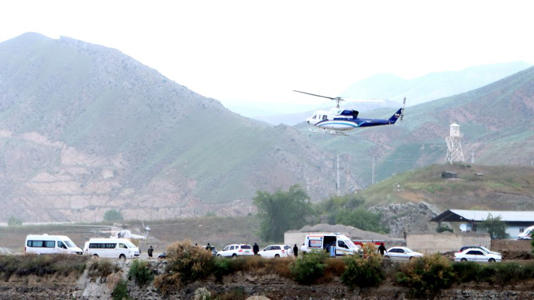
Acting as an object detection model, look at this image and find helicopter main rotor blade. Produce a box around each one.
[293,90,338,100]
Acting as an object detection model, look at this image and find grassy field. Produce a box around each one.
[0,216,260,254]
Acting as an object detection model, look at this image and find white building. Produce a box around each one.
[432,209,534,239]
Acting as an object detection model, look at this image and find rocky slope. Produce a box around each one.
[0,33,358,222]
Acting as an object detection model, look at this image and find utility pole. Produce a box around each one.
[336,153,340,196]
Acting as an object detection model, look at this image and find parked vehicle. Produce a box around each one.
[83,238,140,259]
[517,225,534,240]
[217,244,254,257]
[384,247,423,260]
[25,234,83,255]
[300,233,361,256]
[258,244,292,258]
[454,248,502,263]
[458,245,501,256]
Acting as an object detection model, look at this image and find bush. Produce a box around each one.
[290,251,328,285]
[395,254,455,298]
[476,262,523,286]
[155,241,214,294]
[88,259,120,279]
[0,255,87,280]
[111,279,130,300]
[452,261,481,283]
[128,260,153,286]
[7,216,22,226]
[103,209,124,222]
[341,245,384,289]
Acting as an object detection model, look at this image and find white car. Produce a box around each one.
[258,245,292,258]
[217,244,254,258]
[454,248,502,263]
[385,247,423,260]
[458,246,501,256]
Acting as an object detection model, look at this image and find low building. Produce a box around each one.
[431,209,534,239]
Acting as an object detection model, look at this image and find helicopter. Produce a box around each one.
[294,90,406,133]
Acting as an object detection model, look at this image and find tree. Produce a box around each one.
[479,215,508,239]
[314,194,388,233]
[103,209,124,222]
[7,216,23,226]
[253,185,313,242]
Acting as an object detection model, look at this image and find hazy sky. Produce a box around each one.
[2,0,534,114]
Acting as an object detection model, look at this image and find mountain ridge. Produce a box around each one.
[0,33,354,222]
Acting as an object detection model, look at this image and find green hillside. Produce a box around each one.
[361,164,534,211]
[0,33,351,222]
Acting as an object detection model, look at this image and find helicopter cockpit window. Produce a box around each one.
[322,115,327,120]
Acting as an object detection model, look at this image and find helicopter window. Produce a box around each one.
[322,115,327,120]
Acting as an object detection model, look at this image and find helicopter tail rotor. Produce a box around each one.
[400,97,406,121]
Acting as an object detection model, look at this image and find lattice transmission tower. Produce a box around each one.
[445,123,465,164]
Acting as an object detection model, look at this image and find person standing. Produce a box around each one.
[147,245,154,258]
[293,244,298,257]
[378,243,386,256]
[253,242,259,255]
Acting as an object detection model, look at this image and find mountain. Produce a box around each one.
[0,33,357,222]
[341,62,531,106]
[301,66,534,189]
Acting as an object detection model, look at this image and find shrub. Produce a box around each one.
[395,254,455,298]
[341,244,384,289]
[477,262,523,286]
[103,209,124,222]
[452,261,481,283]
[7,216,22,226]
[290,251,328,285]
[155,241,214,294]
[111,279,130,300]
[165,241,214,283]
[0,255,87,280]
[88,259,120,279]
[128,260,153,286]
[341,254,384,288]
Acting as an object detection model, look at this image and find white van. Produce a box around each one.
[84,238,140,259]
[25,234,83,255]
[300,233,361,256]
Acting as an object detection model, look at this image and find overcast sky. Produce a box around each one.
[2,0,534,114]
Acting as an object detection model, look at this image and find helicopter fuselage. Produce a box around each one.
[306,107,403,132]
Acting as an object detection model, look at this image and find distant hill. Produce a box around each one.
[361,164,534,211]
[341,62,531,106]
[0,33,357,222]
[300,66,534,188]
